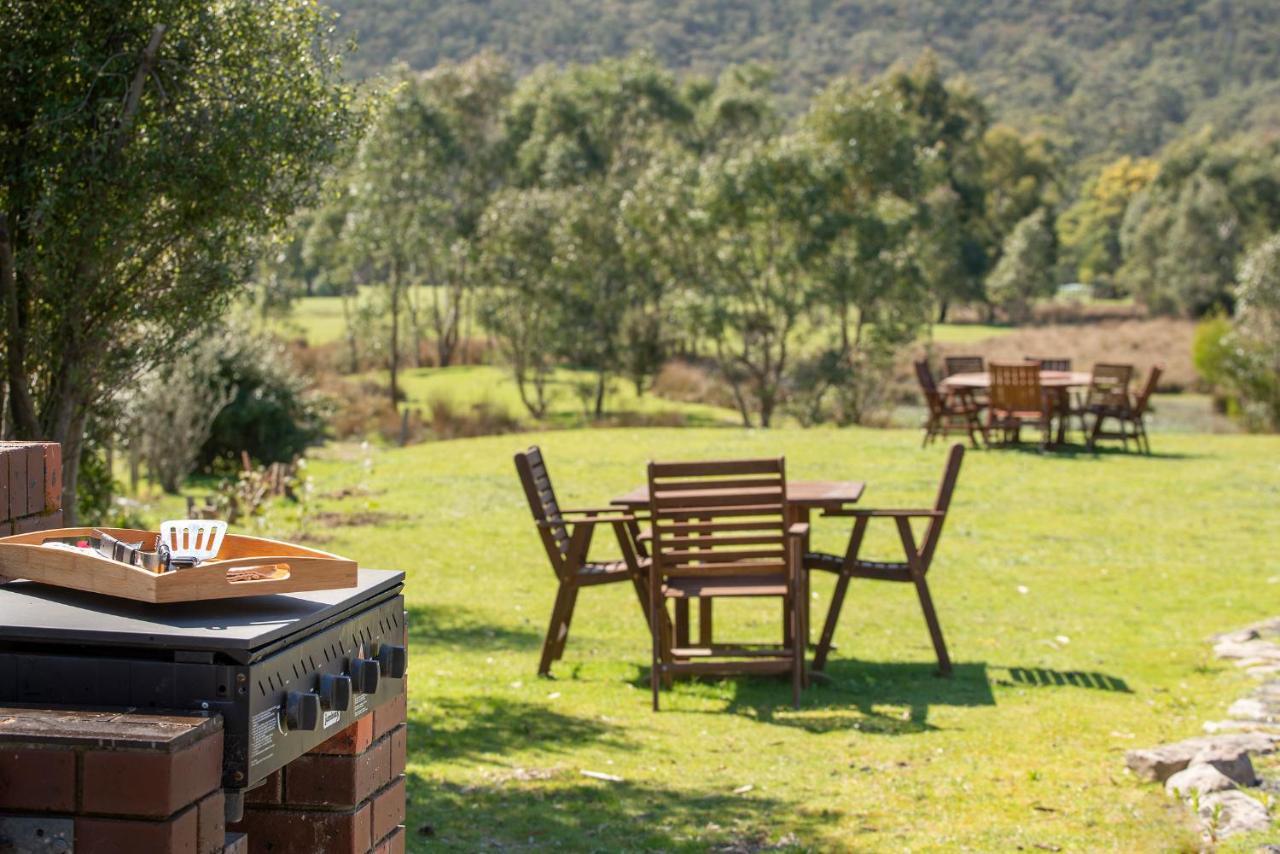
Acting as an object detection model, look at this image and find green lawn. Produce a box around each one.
[218,427,1280,851]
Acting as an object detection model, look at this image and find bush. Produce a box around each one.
[200,335,329,467]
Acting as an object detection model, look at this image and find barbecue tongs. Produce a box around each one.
[45,530,183,573]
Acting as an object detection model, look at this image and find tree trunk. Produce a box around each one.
[594,370,606,418]
[388,259,402,406]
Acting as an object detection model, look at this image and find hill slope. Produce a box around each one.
[327,0,1280,163]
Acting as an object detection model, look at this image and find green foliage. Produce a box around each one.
[201,335,330,469]
[326,0,1280,166]
[1203,234,1280,430]
[1058,156,1160,288]
[1190,315,1234,391]
[986,209,1057,322]
[0,0,360,518]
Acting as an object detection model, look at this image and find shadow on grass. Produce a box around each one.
[997,665,1132,692]
[983,441,1201,461]
[407,602,541,652]
[405,772,822,851]
[408,695,631,765]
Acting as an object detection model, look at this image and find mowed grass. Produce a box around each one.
[264,427,1280,851]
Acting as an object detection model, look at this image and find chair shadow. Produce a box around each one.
[633,660,995,735]
[406,602,541,652]
[406,770,827,850]
[408,694,632,765]
[983,441,1200,461]
[995,665,1132,693]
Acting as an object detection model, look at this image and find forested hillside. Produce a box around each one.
[327,0,1280,165]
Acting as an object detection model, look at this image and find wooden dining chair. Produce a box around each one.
[943,355,985,377]
[915,360,983,448]
[1077,363,1132,436]
[1087,364,1162,454]
[1024,356,1072,372]
[515,446,650,677]
[806,443,965,675]
[646,458,808,710]
[988,361,1055,449]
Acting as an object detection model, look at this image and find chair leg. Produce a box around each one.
[539,583,575,677]
[813,574,851,672]
[912,575,952,676]
[791,586,803,709]
[552,586,579,661]
[1088,414,1103,451]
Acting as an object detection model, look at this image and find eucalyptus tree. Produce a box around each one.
[0,0,360,519]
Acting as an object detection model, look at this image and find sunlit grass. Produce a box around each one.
[223,427,1280,851]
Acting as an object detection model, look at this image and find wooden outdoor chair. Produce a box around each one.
[916,360,983,449]
[1087,364,1162,454]
[1076,363,1132,436]
[646,458,808,710]
[943,355,985,377]
[987,361,1056,449]
[806,443,965,675]
[515,446,651,677]
[1024,356,1072,372]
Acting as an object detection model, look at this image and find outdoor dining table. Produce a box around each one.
[939,369,1092,445]
[611,480,866,647]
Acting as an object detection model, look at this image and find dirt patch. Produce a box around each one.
[308,510,409,528]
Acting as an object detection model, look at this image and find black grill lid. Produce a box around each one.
[0,569,403,657]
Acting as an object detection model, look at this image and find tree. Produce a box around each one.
[1218,234,1280,429]
[986,208,1057,322]
[0,1,359,519]
[1057,155,1159,287]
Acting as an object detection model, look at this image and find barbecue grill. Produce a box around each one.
[0,569,407,819]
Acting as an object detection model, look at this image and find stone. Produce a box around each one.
[1197,790,1270,838]
[1203,720,1280,735]
[1230,698,1280,723]
[1212,617,1280,644]
[1125,734,1279,783]
[1190,745,1257,786]
[1165,764,1237,798]
[1248,664,1280,678]
[1215,640,1280,662]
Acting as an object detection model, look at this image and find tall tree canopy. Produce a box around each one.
[0,0,360,517]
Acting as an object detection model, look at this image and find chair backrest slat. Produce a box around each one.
[921,443,966,567]
[514,446,572,567]
[943,355,984,377]
[989,362,1043,413]
[1086,363,1133,409]
[1025,356,1072,372]
[1134,364,1163,415]
[914,360,944,415]
[649,458,789,579]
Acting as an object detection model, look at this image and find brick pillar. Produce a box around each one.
[0,706,230,853]
[230,693,408,854]
[0,441,63,535]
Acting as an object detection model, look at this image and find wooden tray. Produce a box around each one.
[0,527,357,604]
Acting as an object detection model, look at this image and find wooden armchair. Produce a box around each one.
[646,458,808,710]
[943,355,985,377]
[988,361,1055,449]
[515,446,650,677]
[916,360,983,449]
[806,443,965,675]
[1087,364,1162,454]
[1024,356,1072,372]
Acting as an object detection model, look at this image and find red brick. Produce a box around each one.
[245,769,282,805]
[82,728,223,818]
[76,804,199,854]
[197,789,225,854]
[312,714,374,756]
[42,442,62,512]
[23,444,44,516]
[373,693,406,740]
[369,777,406,845]
[0,746,76,811]
[285,734,390,808]
[222,832,248,854]
[14,508,62,534]
[6,445,24,521]
[374,825,406,854]
[230,803,370,854]
[389,725,407,778]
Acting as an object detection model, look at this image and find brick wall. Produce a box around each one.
[0,706,233,853]
[0,441,62,534]
[230,693,408,854]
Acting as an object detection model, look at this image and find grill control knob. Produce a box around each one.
[376,644,408,679]
[318,673,352,712]
[350,658,380,695]
[283,691,321,732]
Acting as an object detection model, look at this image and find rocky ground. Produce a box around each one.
[1126,617,1280,844]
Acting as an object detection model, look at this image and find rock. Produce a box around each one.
[1215,640,1280,662]
[1248,664,1280,678]
[1197,790,1270,838]
[1204,720,1280,735]
[1230,698,1280,723]
[1212,617,1280,644]
[1125,733,1279,783]
[1165,764,1237,798]
[1191,745,1257,786]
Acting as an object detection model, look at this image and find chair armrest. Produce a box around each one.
[787,522,810,538]
[636,529,653,543]
[537,512,637,529]
[821,508,943,518]
[558,506,630,516]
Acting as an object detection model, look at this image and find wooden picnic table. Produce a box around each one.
[939,369,1093,445]
[611,480,866,648]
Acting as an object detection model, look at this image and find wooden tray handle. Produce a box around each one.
[159,555,352,598]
